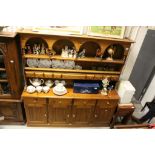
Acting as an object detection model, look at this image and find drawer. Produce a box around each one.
[25,71,35,77]
[86,74,94,80]
[43,72,53,78]
[24,98,46,105]
[74,99,96,106]
[49,99,72,107]
[97,100,118,108]
[62,73,86,79]
[94,74,103,80]
[35,72,44,78]
[53,73,62,78]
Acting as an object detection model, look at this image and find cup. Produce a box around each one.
[42,86,50,93]
[36,86,43,93]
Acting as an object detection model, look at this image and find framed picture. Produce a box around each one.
[32,26,83,35]
[87,26,126,39]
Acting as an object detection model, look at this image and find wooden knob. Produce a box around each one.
[105,109,108,112]
[44,113,47,117]
[107,102,110,105]
[33,99,37,102]
[94,114,98,118]
[67,114,70,118]
[72,114,76,118]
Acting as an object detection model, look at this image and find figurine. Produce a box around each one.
[46,48,56,56]
[61,46,69,58]
[101,78,109,95]
[33,44,39,54]
[95,48,103,59]
[22,48,26,55]
[107,47,115,60]
[40,44,46,54]
[77,49,86,58]
[27,45,32,54]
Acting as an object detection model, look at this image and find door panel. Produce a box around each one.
[48,99,72,124]
[0,102,18,121]
[24,98,47,124]
[72,99,96,124]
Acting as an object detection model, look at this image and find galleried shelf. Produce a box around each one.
[23,54,125,64]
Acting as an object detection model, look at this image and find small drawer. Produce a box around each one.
[97,100,117,108]
[35,72,44,78]
[25,71,35,77]
[24,98,46,105]
[53,73,62,78]
[49,99,72,106]
[74,99,96,106]
[94,74,103,80]
[43,72,53,78]
[86,74,94,80]
[62,73,86,80]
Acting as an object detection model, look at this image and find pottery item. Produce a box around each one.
[36,86,43,93]
[26,85,36,93]
[42,86,50,93]
[38,59,52,68]
[27,58,39,67]
[29,78,44,87]
[53,83,67,95]
[45,80,53,87]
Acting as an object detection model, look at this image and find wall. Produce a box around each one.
[121,26,155,105]
[120,26,148,80]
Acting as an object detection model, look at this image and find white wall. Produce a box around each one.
[120,26,148,80]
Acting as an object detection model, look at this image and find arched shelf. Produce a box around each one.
[25,37,49,51]
[52,39,75,55]
[102,44,125,60]
[79,41,101,57]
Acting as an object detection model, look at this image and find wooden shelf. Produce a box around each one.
[23,54,125,64]
[25,67,121,75]
[0,68,6,71]
[22,88,120,100]
[0,79,8,82]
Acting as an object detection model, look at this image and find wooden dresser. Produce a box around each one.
[19,31,133,127]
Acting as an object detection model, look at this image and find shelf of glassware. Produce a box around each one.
[23,54,125,64]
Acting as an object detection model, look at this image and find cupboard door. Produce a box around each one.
[0,102,18,122]
[48,99,72,124]
[93,100,117,125]
[72,99,96,125]
[24,98,47,125]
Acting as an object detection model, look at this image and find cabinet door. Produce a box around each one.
[93,100,117,125]
[0,102,18,122]
[72,99,96,125]
[48,99,72,125]
[24,98,47,125]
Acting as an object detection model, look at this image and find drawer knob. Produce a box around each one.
[33,99,37,102]
[67,114,70,118]
[94,114,98,118]
[0,116,5,121]
[105,110,108,112]
[107,102,110,105]
[10,60,14,63]
[59,101,62,104]
[44,114,47,117]
[72,114,76,118]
